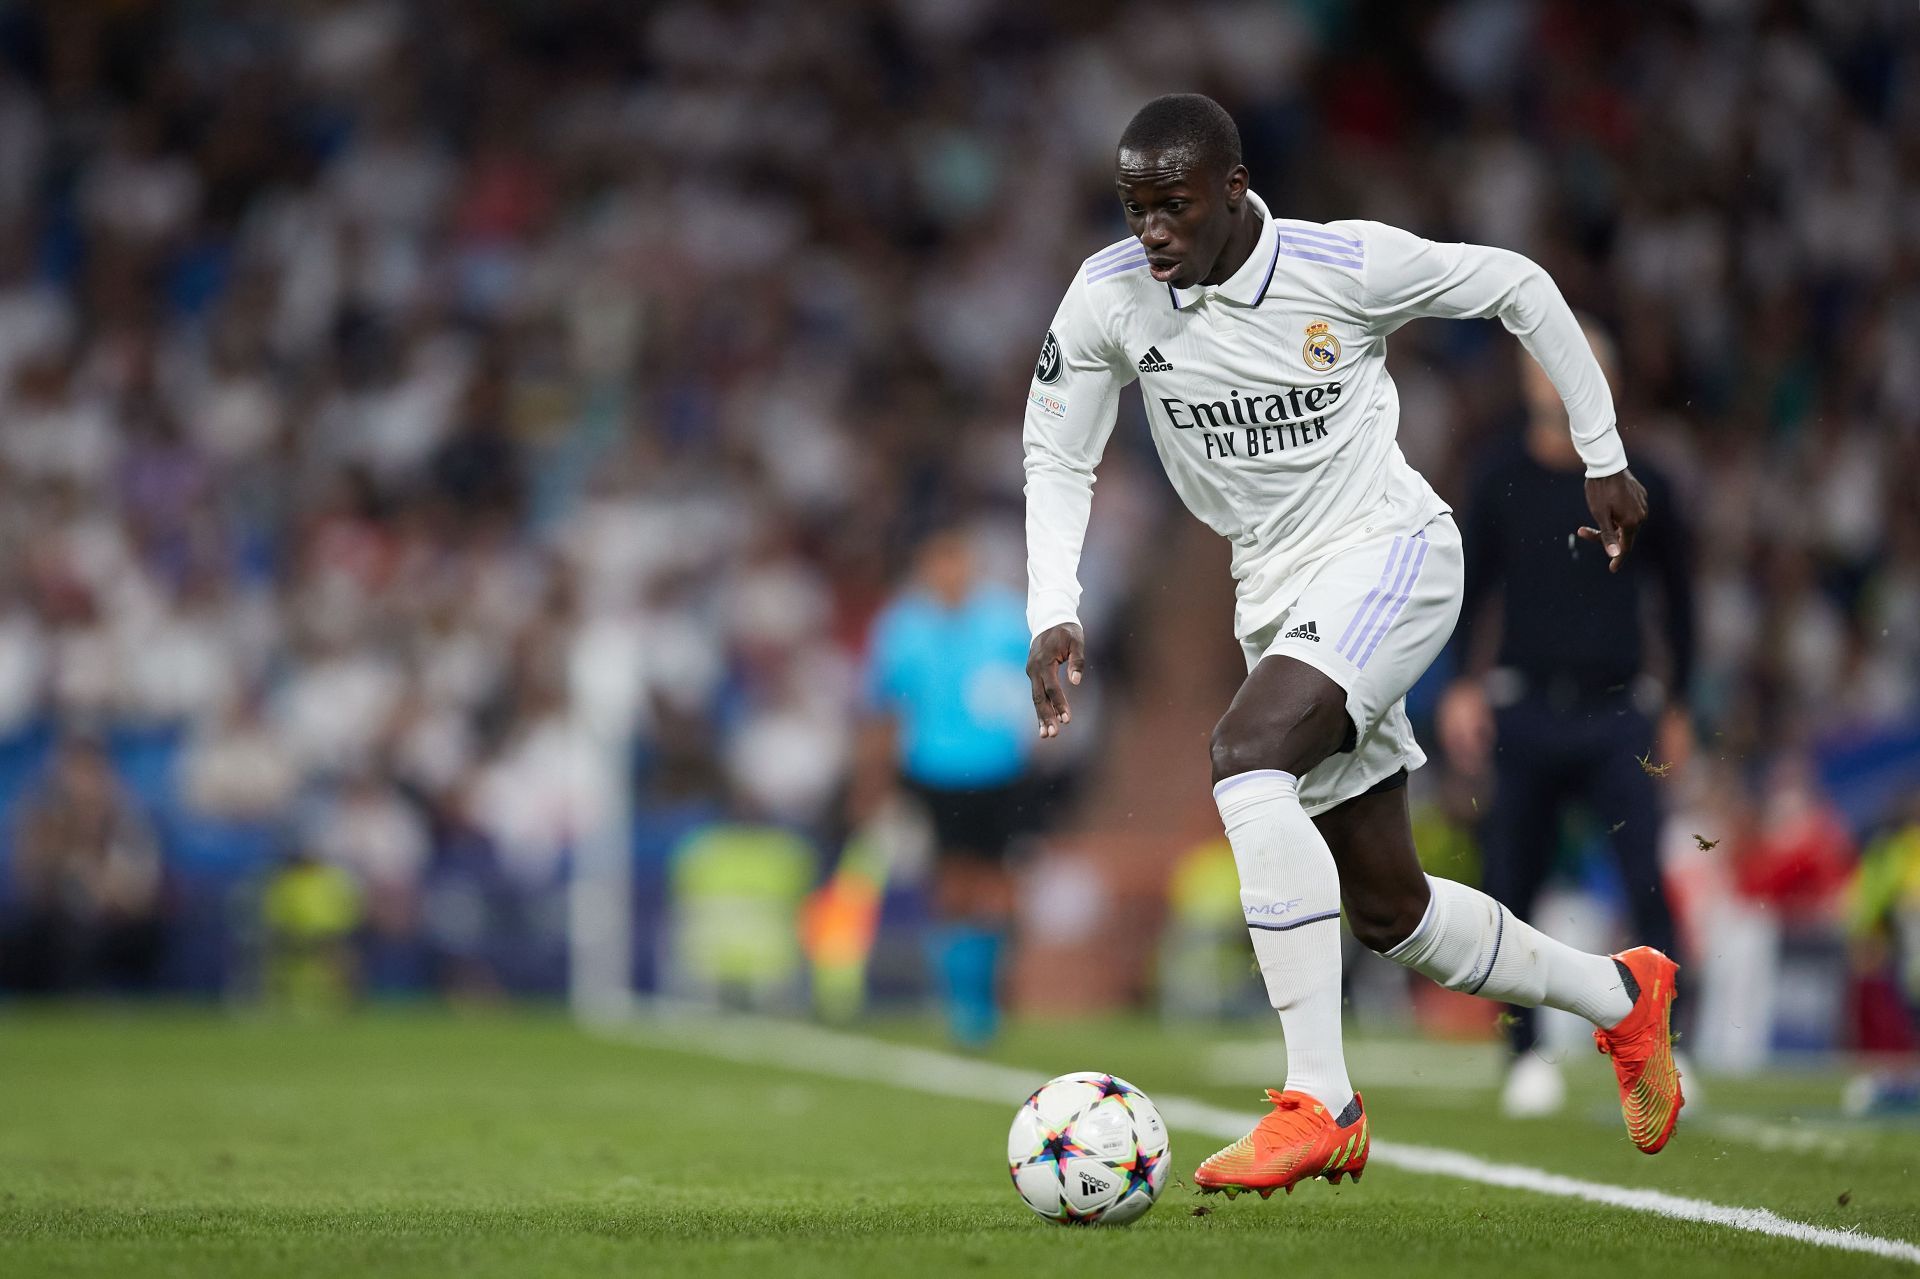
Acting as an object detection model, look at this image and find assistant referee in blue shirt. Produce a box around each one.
[857,524,1038,1046]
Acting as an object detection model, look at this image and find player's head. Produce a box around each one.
[912,519,976,607]
[1524,314,1618,451]
[1115,94,1248,290]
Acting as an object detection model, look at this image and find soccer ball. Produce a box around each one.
[1007,1072,1170,1225]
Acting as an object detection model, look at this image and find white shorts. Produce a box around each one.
[1237,511,1464,816]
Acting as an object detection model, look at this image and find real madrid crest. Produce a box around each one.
[1302,321,1340,373]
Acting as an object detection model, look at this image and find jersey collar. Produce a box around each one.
[1168,190,1280,312]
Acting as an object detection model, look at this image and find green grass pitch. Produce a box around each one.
[2,1010,1916,1277]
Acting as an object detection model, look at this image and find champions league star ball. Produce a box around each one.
[1007,1072,1170,1225]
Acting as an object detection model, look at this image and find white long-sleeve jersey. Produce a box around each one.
[1023,190,1625,641]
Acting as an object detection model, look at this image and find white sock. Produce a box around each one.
[1214,769,1353,1112]
[1383,875,1633,1028]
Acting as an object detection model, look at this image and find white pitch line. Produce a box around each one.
[592,1007,1920,1268]
[1701,1114,1856,1161]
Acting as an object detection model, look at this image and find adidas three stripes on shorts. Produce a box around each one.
[1237,510,1464,817]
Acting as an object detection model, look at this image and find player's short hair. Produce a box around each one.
[1117,94,1242,175]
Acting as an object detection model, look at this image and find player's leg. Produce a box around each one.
[1328,780,1685,1150]
[1580,706,1693,1094]
[1580,708,1684,1004]
[1477,699,1572,1111]
[1194,655,1373,1196]
[1310,769,1425,947]
[929,856,1009,1045]
[1326,781,1628,1025]
[1209,652,1354,1111]
[918,783,1018,1047]
[1195,521,1453,1195]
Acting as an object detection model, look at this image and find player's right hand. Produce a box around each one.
[1026,622,1086,739]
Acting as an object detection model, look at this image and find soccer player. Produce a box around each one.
[1022,94,1683,1196]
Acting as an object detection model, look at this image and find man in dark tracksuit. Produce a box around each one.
[1439,324,1694,1117]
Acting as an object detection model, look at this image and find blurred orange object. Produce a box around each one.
[801,868,883,970]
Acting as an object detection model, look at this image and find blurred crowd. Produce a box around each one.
[0,0,1915,1031]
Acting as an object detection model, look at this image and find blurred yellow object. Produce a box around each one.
[264,860,361,937]
[1849,821,1920,936]
[262,859,362,1014]
[669,824,814,1008]
[1849,823,1920,1000]
[1410,797,1480,887]
[1167,837,1241,927]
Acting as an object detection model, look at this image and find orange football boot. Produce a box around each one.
[1193,1090,1368,1198]
[1594,946,1684,1154]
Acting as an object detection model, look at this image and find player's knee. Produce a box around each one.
[1208,694,1346,785]
[1346,885,1428,954]
[1207,716,1261,783]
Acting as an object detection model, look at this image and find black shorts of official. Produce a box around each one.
[902,775,1038,863]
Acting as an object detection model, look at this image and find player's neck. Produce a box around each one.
[1199,202,1265,287]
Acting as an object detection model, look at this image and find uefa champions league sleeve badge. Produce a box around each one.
[1036,329,1062,384]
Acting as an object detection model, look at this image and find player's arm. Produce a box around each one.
[1643,467,1699,770]
[1644,470,1697,704]
[1023,270,1129,738]
[1349,221,1645,572]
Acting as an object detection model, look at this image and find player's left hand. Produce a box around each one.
[1578,468,1648,574]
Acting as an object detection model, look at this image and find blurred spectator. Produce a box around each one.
[1,735,163,993]
[310,772,430,921]
[261,850,361,1014]
[1735,756,1857,916]
[180,693,299,821]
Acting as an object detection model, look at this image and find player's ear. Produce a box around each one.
[1224,164,1249,205]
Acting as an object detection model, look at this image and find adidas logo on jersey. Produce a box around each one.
[1137,346,1173,372]
[1283,621,1320,642]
